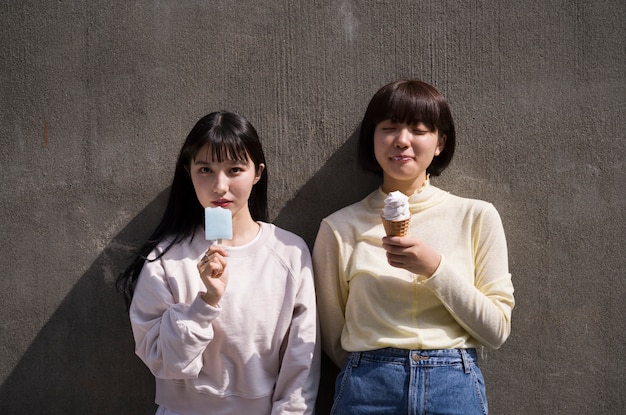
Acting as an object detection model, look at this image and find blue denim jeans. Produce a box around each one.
[331,348,488,415]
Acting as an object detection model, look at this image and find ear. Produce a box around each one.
[253,163,265,184]
[434,134,446,156]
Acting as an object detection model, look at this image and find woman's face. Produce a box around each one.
[189,145,264,221]
[373,120,445,193]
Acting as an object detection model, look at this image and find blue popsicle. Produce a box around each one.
[204,207,232,241]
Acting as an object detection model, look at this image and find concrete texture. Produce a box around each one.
[1,1,624,414]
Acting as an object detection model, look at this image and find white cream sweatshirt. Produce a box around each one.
[313,183,515,368]
[130,222,320,415]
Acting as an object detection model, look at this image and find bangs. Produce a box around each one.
[374,83,442,131]
[195,130,251,163]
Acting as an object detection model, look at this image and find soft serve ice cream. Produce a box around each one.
[381,191,411,236]
[382,191,410,221]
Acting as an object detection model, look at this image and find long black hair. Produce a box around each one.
[116,111,268,308]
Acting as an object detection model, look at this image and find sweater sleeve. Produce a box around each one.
[423,203,515,349]
[129,256,219,379]
[271,246,321,415]
[312,220,349,368]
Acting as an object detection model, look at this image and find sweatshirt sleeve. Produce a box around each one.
[423,203,515,349]
[129,255,219,379]
[312,220,349,368]
[271,246,321,415]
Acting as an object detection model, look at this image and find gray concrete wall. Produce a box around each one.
[1,1,624,414]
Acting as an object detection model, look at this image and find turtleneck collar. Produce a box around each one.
[367,181,449,213]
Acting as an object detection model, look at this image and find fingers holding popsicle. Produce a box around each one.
[197,245,229,306]
[199,206,233,306]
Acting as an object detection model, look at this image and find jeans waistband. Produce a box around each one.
[349,348,477,373]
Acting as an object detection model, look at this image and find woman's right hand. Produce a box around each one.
[382,236,441,278]
[197,245,229,306]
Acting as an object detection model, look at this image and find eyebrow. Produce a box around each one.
[193,158,247,166]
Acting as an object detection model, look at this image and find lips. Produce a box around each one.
[212,199,231,208]
[392,155,414,162]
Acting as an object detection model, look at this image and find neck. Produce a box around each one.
[225,209,260,246]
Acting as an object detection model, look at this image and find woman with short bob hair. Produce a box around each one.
[358,80,455,177]
[314,80,514,414]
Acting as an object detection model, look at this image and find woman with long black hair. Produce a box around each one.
[118,111,319,415]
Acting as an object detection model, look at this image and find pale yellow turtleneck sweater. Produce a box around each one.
[312,183,514,368]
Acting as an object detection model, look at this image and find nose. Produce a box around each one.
[213,172,228,195]
[395,127,411,148]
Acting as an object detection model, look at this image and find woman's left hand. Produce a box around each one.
[382,236,442,278]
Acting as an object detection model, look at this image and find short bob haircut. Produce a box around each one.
[357,80,456,177]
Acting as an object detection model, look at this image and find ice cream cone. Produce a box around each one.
[381,216,410,237]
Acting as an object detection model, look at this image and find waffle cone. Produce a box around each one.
[381,216,410,236]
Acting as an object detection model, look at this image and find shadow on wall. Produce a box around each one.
[0,188,170,415]
[0,130,380,415]
[273,129,381,249]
